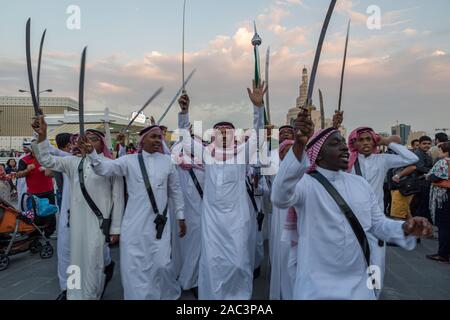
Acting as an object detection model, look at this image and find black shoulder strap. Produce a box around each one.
[78,157,111,242]
[354,158,363,177]
[137,152,168,217]
[246,176,265,231]
[309,171,371,267]
[245,177,259,213]
[188,168,203,199]
[78,157,104,221]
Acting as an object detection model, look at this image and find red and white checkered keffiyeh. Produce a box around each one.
[306,128,339,173]
[282,128,339,245]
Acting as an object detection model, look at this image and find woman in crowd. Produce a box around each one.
[426,142,450,264]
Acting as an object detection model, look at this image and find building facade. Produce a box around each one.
[286,67,346,138]
[391,123,411,145]
[0,96,79,137]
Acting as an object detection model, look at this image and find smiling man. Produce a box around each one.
[80,124,186,300]
[271,109,432,300]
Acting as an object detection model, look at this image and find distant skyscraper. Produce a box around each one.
[391,123,411,145]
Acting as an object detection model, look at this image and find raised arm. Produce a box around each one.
[271,109,314,209]
[47,141,71,158]
[87,149,128,177]
[242,80,267,159]
[381,137,419,169]
[31,116,73,174]
[177,94,204,162]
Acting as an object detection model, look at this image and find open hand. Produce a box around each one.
[247,80,267,107]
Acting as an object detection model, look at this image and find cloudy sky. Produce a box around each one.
[1,0,449,134]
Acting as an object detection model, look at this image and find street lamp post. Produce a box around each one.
[18,89,53,94]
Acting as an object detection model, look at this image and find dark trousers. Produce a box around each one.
[411,185,432,223]
[32,191,56,237]
[435,191,450,259]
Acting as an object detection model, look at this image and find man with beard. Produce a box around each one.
[176,81,265,300]
[82,124,186,300]
[32,115,123,300]
[271,108,432,300]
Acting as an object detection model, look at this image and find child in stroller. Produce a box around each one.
[0,194,58,271]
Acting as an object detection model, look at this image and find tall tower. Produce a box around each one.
[296,66,308,108]
[287,66,316,125]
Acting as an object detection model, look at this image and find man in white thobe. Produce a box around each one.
[269,139,296,300]
[83,125,186,300]
[171,139,204,296]
[45,134,73,300]
[271,109,432,300]
[32,116,124,300]
[175,81,265,300]
[346,126,419,289]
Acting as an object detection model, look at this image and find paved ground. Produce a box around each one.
[0,238,448,300]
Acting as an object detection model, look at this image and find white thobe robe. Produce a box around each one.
[46,143,72,291]
[35,141,124,300]
[271,149,416,300]
[267,155,295,300]
[88,150,185,300]
[175,166,204,289]
[178,105,264,300]
[349,143,418,289]
[171,140,204,290]
[269,204,296,300]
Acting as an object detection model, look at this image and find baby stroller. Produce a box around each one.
[0,194,57,271]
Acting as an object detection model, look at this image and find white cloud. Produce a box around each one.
[432,50,446,57]
[403,28,418,36]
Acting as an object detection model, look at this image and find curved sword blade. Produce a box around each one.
[338,20,351,112]
[265,46,271,124]
[319,89,325,130]
[306,0,337,108]
[123,87,164,132]
[79,46,87,135]
[26,18,39,115]
[158,69,196,124]
[182,0,187,93]
[37,29,47,106]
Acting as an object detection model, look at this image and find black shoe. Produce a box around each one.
[190,287,199,299]
[104,261,115,284]
[101,261,115,299]
[56,290,67,300]
[253,267,261,280]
